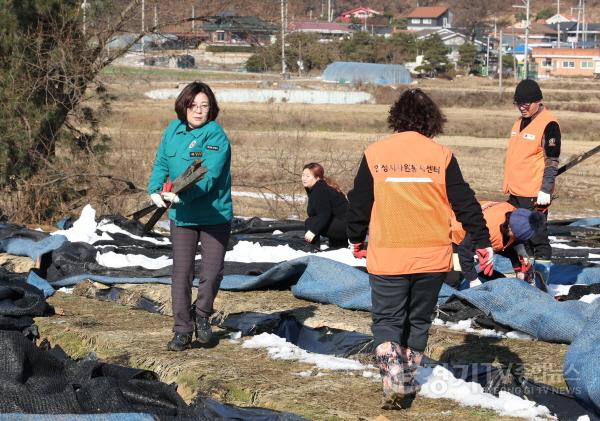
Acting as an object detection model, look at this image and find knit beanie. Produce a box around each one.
[514,79,543,103]
[509,208,545,241]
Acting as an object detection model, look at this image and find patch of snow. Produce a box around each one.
[242,332,368,371]
[224,240,366,266]
[57,287,73,294]
[546,284,573,297]
[433,319,533,341]
[95,250,200,269]
[232,190,306,204]
[551,243,593,250]
[98,220,171,245]
[417,365,553,419]
[580,294,600,304]
[51,205,113,244]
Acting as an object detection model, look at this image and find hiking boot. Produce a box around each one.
[375,342,418,409]
[195,316,212,344]
[167,332,192,351]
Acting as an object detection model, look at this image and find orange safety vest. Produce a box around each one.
[451,201,516,251]
[503,108,559,197]
[364,131,453,275]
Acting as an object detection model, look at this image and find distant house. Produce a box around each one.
[563,23,600,48]
[505,23,557,48]
[289,21,354,42]
[202,15,276,46]
[545,13,578,24]
[415,28,483,63]
[337,6,381,23]
[403,6,452,30]
[533,47,600,78]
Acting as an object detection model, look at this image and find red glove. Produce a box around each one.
[514,256,532,281]
[476,247,494,276]
[351,242,367,259]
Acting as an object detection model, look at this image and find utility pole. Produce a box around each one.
[486,34,491,76]
[154,4,158,29]
[574,0,582,47]
[328,0,331,22]
[141,0,145,54]
[556,0,560,48]
[281,0,287,77]
[192,5,195,31]
[513,0,530,79]
[82,0,88,36]
[499,29,504,96]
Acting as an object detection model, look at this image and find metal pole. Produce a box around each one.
[486,35,490,76]
[281,0,286,76]
[192,5,195,31]
[82,0,87,35]
[524,0,529,79]
[556,0,560,47]
[141,0,145,54]
[499,30,504,95]
[154,4,158,29]
[328,0,331,22]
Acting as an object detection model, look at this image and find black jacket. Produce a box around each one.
[305,180,348,241]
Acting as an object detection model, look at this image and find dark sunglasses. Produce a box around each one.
[513,101,532,109]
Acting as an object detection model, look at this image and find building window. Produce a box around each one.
[216,31,225,41]
[542,58,552,67]
[422,18,432,24]
[561,61,575,68]
[581,61,594,69]
[411,18,420,24]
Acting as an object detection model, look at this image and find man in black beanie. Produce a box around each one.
[502,79,561,264]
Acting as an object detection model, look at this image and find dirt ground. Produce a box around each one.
[32,281,568,421]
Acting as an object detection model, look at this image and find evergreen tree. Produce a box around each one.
[416,33,450,77]
[458,42,478,74]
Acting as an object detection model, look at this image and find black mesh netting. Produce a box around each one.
[0,331,306,420]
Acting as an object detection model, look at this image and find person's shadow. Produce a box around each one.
[437,333,525,395]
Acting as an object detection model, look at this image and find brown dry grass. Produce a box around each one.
[100,92,600,220]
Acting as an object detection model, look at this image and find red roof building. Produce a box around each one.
[403,6,452,30]
[337,6,381,23]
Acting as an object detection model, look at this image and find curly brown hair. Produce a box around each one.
[387,88,446,138]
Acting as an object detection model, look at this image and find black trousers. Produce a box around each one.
[370,273,445,352]
[507,195,551,260]
[170,221,231,333]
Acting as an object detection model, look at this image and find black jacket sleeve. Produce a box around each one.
[541,121,561,193]
[457,233,478,281]
[305,182,333,236]
[446,155,491,249]
[346,155,373,244]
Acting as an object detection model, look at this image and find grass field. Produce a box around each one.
[98,69,600,220]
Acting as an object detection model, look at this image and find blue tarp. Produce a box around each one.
[4,223,600,413]
[0,234,66,261]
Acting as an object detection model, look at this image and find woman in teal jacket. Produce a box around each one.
[147,81,232,351]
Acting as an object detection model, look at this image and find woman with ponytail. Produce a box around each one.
[301,163,348,248]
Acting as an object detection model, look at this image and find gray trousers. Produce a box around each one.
[170,220,231,333]
[370,273,445,352]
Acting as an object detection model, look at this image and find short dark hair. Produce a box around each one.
[174,81,220,122]
[387,88,446,138]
